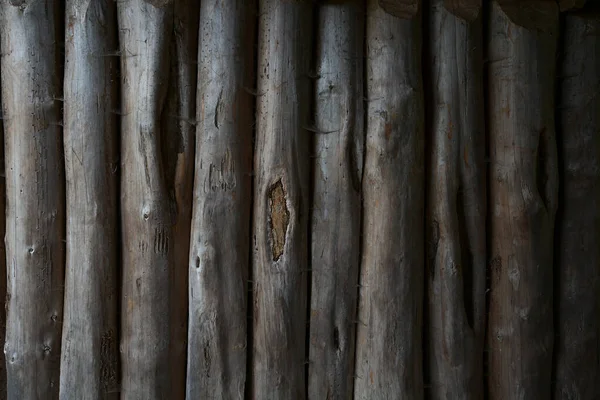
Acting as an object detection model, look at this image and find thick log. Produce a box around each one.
[425,0,485,398]
[118,0,174,397]
[161,0,199,398]
[354,0,424,398]
[554,12,600,400]
[0,0,65,398]
[0,1,65,398]
[252,0,313,397]
[59,1,119,398]
[307,1,364,399]
[186,0,254,398]
[486,1,559,399]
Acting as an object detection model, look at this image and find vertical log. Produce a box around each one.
[554,10,600,400]
[0,107,6,400]
[307,1,364,399]
[59,1,119,398]
[162,0,199,398]
[425,0,486,398]
[0,0,65,398]
[354,0,424,398]
[118,0,174,397]
[187,0,254,397]
[252,0,313,397]
[487,1,559,399]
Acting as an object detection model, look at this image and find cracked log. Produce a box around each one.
[354,0,424,398]
[486,1,559,399]
[307,0,364,399]
[554,10,600,400]
[59,1,119,398]
[186,0,254,397]
[425,0,486,398]
[251,0,313,397]
[0,0,65,398]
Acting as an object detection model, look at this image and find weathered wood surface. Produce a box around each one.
[354,0,424,398]
[118,0,175,397]
[308,1,364,399]
[486,1,559,399]
[59,1,119,398]
[252,0,313,397]
[554,11,600,400]
[0,0,65,398]
[162,0,199,398]
[0,108,6,400]
[187,0,254,398]
[425,0,485,398]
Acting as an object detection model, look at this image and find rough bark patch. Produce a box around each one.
[268,180,289,261]
[444,0,481,21]
[497,0,559,31]
[378,0,419,19]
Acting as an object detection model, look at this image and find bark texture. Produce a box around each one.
[486,2,559,399]
[425,0,486,398]
[554,11,600,400]
[308,1,364,399]
[0,107,6,400]
[354,0,424,398]
[162,1,199,398]
[186,0,254,398]
[0,0,65,398]
[59,1,119,398]
[252,0,313,397]
[118,0,175,398]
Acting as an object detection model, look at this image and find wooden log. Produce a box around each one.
[186,0,254,398]
[554,11,600,400]
[0,106,6,400]
[424,0,485,398]
[252,0,313,397]
[307,1,364,399]
[0,0,65,397]
[354,0,424,398]
[118,0,175,397]
[59,1,119,398]
[486,1,559,399]
[161,0,199,398]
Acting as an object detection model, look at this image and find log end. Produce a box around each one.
[378,0,420,19]
[444,0,482,21]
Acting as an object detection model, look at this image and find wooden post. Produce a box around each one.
[186,0,254,397]
[0,104,6,399]
[161,0,199,398]
[0,0,65,397]
[487,1,559,398]
[354,0,424,398]
[425,0,485,398]
[554,9,600,400]
[252,0,313,397]
[118,0,174,397]
[308,1,364,398]
[59,0,119,398]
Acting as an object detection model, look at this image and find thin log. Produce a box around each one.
[161,0,199,398]
[59,0,119,398]
[307,1,364,399]
[0,106,6,400]
[354,0,424,398]
[425,0,485,398]
[554,11,600,400]
[486,1,559,399]
[252,0,313,397]
[0,0,65,397]
[118,0,174,397]
[186,0,254,398]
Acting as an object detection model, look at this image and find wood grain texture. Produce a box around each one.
[118,0,175,397]
[554,12,600,400]
[59,1,119,398]
[425,0,486,398]
[252,0,313,397]
[0,104,6,400]
[308,1,364,399]
[486,2,559,399]
[162,0,199,398]
[0,0,65,398]
[186,0,254,398]
[354,0,424,398]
